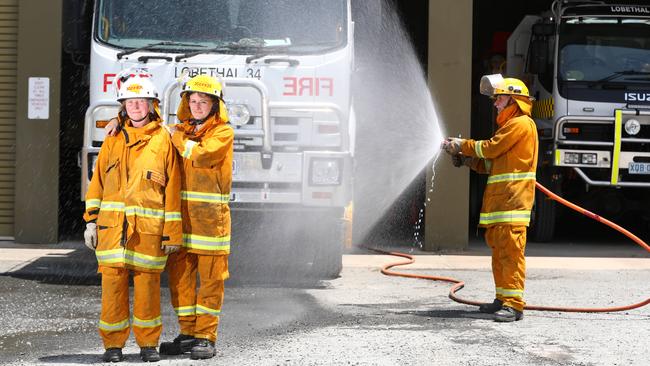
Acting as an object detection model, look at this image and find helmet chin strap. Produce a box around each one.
[131,115,148,123]
[189,118,205,126]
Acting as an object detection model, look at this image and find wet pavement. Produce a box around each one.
[0,237,649,365]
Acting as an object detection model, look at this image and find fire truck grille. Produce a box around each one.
[562,123,613,142]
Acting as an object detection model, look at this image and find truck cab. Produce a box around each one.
[81,0,356,276]
[508,1,650,241]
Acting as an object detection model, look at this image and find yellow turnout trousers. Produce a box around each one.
[167,249,229,342]
[485,225,527,312]
[99,267,162,348]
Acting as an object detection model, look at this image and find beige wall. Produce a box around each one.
[425,0,472,250]
[15,0,62,243]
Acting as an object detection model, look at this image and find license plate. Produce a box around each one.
[628,162,650,174]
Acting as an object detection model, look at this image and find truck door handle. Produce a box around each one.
[264,58,299,67]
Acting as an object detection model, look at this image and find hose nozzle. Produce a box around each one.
[440,134,462,154]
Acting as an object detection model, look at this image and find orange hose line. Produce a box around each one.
[366,182,650,313]
[534,182,650,253]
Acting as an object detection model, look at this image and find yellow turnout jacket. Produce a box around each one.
[461,98,539,227]
[84,119,182,272]
[171,111,234,256]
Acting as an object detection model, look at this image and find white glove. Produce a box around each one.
[162,245,179,255]
[441,137,463,155]
[84,223,97,250]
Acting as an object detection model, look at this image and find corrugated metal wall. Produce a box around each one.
[0,0,16,237]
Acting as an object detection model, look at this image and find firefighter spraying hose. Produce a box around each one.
[369,74,650,319]
[442,74,537,322]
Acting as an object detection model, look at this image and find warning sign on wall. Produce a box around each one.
[28,77,49,119]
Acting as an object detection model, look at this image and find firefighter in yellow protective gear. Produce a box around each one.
[441,74,538,322]
[83,72,182,362]
[158,74,234,360]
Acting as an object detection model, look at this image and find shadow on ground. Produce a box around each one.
[6,247,332,289]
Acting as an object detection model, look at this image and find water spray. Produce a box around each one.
[369,147,650,313]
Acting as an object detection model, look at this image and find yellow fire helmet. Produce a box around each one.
[181,74,224,99]
[177,74,229,123]
[480,74,533,100]
[480,74,533,116]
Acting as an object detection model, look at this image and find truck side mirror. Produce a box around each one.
[351,0,383,64]
[529,39,548,74]
[532,23,554,37]
[528,23,554,74]
[63,0,92,61]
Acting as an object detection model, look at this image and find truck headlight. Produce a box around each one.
[227,103,251,127]
[625,119,641,136]
[564,152,580,164]
[581,153,597,165]
[310,158,341,186]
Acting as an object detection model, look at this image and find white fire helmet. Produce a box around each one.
[116,73,160,102]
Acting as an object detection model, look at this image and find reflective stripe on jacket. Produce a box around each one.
[461,103,538,227]
[171,113,234,255]
[84,119,182,272]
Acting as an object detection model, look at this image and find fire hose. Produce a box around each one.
[366,182,650,313]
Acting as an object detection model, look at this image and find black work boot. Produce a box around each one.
[190,338,216,360]
[102,348,124,362]
[478,299,503,314]
[140,347,161,362]
[159,334,195,355]
[494,306,524,322]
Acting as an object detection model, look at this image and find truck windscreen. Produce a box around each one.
[95,0,347,52]
[558,19,650,84]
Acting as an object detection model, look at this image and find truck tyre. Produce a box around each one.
[309,214,344,279]
[230,208,344,283]
[529,169,556,242]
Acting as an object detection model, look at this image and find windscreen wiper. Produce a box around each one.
[175,43,239,62]
[246,41,338,64]
[117,41,206,60]
[588,70,650,87]
[175,41,288,62]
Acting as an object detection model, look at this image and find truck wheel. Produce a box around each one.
[309,215,344,279]
[230,209,344,283]
[303,208,344,279]
[529,170,556,242]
